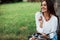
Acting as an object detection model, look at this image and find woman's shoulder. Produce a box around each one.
[35,11,42,16]
[52,15,58,21]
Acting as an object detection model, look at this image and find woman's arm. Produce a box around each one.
[35,12,44,33]
[49,17,58,39]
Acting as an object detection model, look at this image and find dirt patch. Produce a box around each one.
[20,26,27,31]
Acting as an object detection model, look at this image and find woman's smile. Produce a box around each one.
[41,1,47,13]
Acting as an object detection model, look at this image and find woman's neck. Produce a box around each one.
[43,12,51,21]
[43,12,50,17]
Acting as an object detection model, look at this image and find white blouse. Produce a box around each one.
[35,12,58,39]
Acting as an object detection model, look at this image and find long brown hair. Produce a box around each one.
[41,0,56,16]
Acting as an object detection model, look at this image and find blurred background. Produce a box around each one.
[0,0,41,4]
[0,0,60,40]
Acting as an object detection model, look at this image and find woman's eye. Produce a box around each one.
[44,4,47,6]
[41,4,47,6]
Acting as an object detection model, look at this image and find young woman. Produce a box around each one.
[29,0,58,40]
[35,0,58,40]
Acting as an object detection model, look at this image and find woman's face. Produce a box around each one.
[41,1,47,13]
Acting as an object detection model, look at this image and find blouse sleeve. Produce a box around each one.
[49,17,58,39]
[35,12,44,33]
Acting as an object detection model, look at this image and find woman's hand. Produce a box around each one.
[39,16,43,28]
[42,33,48,39]
[29,37,35,40]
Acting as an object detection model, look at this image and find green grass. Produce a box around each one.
[0,2,41,40]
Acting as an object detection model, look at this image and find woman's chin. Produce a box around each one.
[41,11,47,13]
[41,11,44,13]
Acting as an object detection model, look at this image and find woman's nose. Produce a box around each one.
[42,5,45,8]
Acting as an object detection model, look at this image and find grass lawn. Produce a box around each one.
[0,2,41,40]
